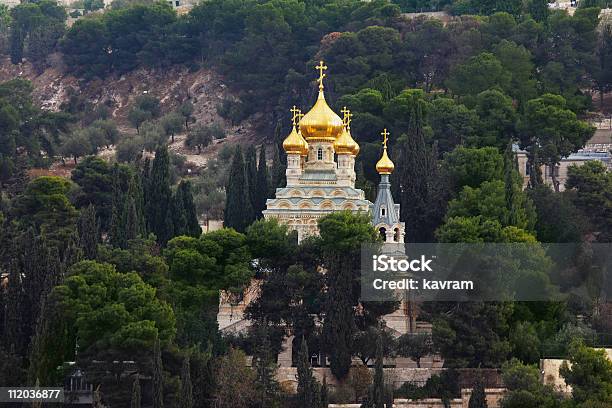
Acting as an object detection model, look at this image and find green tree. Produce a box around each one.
[179,101,194,129]
[72,156,113,228]
[500,359,562,408]
[214,348,256,408]
[472,89,516,149]
[395,90,448,242]
[363,330,388,408]
[131,377,141,408]
[224,146,254,232]
[396,333,433,368]
[446,53,511,100]
[429,98,479,154]
[77,205,100,260]
[296,337,320,408]
[153,336,164,408]
[253,144,270,218]
[178,355,193,408]
[146,146,173,244]
[518,94,594,191]
[252,321,280,408]
[161,112,183,144]
[468,375,488,408]
[319,211,379,380]
[560,340,612,405]
[60,131,92,164]
[185,125,213,154]
[443,147,504,193]
[12,176,78,250]
[565,161,612,242]
[172,180,201,238]
[128,108,151,134]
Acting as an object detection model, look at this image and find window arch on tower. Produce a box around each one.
[379,227,387,242]
[394,227,400,242]
[317,147,323,161]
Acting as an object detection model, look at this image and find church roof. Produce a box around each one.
[372,174,400,226]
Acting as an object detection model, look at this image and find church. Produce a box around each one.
[217,61,420,364]
[263,61,405,243]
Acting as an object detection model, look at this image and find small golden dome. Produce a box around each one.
[376,128,394,175]
[299,61,344,142]
[283,125,309,156]
[334,107,360,156]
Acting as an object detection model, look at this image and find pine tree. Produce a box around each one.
[131,377,141,408]
[153,336,164,408]
[468,375,488,408]
[178,355,194,408]
[253,145,270,218]
[296,337,319,408]
[252,321,279,408]
[146,146,173,245]
[245,144,258,210]
[224,147,253,232]
[270,143,286,190]
[396,92,448,242]
[77,205,99,260]
[121,174,146,244]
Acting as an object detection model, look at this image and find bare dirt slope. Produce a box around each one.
[0,56,259,167]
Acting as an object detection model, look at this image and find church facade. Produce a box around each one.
[263,61,405,243]
[217,62,413,339]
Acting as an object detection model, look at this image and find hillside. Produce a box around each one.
[0,56,259,168]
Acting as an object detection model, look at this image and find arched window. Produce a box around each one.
[394,227,400,242]
[317,148,323,161]
[380,207,386,217]
[379,227,387,242]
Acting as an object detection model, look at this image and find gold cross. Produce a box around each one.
[340,106,353,128]
[290,105,301,126]
[381,128,390,149]
[316,60,327,90]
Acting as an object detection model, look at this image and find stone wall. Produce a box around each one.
[326,388,505,408]
[276,367,445,391]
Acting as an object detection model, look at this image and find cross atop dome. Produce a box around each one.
[316,60,327,90]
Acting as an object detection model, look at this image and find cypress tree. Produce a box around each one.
[224,147,253,232]
[369,331,386,408]
[146,146,173,244]
[396,92,448,242]
[178,356,194,408]
[323,259,355,380]
[253,145,270,218]
[468,375,488,408]
[172,184,188,237]
[252,321,279,408]
[153,336,164,408]
[131,377,141,408]
[320,376,328,408]
[173,181,201,237]
[296,337,319,408]
[504,142,519,227]
[270,144,286,190]
[77,205,99,260]
[245,144,258,210]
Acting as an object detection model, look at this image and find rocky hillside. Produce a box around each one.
[0,56,260,167]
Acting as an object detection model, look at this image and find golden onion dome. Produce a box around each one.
[283,125,309,156]
[299,61,344,142]
[334,126,360,156]
[376,128,394,175]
